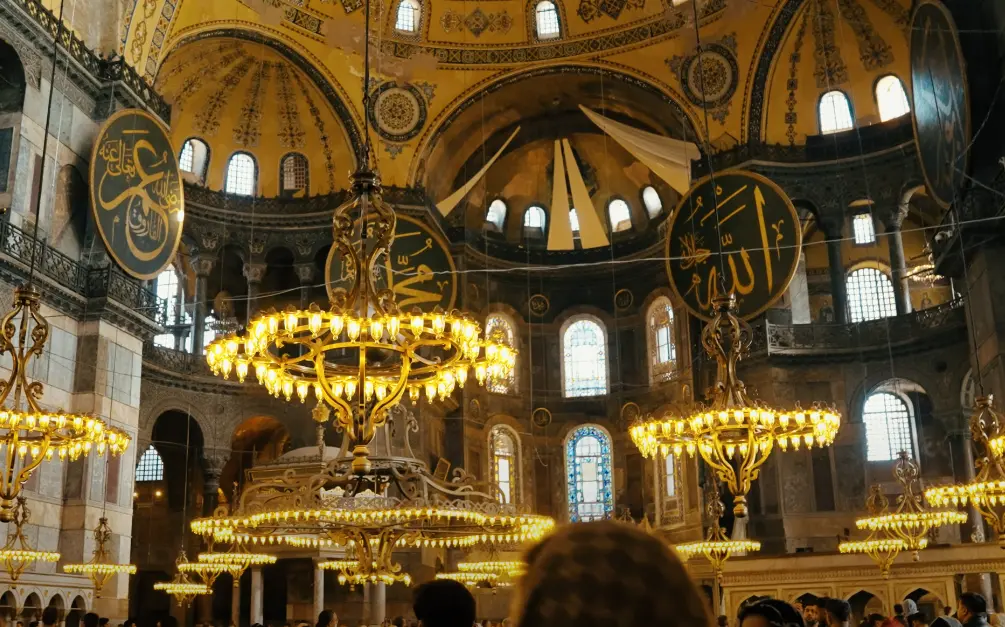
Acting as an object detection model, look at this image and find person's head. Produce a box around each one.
[824,599,851,627]
[932,619,952,627]
[739,599,805,627]
[958,593,988,624]
[868,614,886,627]
[720,616,731,627]
[908,613,929,627]
[512,520,711,627]
[393,618,405,627]
[801,597,819,624]
[83,614,100,627]
[413,579,476,627]
[29,621,37,627]
[896,606,906,617]
[40,608,58,627]
[317,611,337,627]
[945,609,954,617]
[99,619,109,627]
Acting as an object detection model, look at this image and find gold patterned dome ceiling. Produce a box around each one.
[155,37,357,197]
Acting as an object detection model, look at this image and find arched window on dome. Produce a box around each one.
[179,138,209,183]
[642,186,663,217]
[875,75,911,122]
[396,0,420,33]
[819,91,854,135]
[561,316,608,397]
[565,425,614,522]
[535,1,561,39]
[523,205,546,238]
[608,198,632,232]
[485,314,517,393]
[569,208,581,235]
[280,153,309,197]
[863,390,914,461]
[136,445,164,482]
[647,297,677,384]
[225,152,257,196]
[846,267,896,322]
[489,425,520,504]
[486,199,507,231]
[154,266,187,349]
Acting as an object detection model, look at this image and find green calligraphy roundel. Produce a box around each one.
[665,170,802,321]
[89,108,184,280]
[325,214,457,313]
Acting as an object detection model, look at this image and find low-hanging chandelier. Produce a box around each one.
[154,552,211,606]
[926,395,1005,544]
[0,286,131,522]
[838,485,907,577]
[436,560,525,588]
[630,295,840,517]
[63,517,136,595]
[675,480,759,579]
[854,451,965,557]
[0,497,60,583]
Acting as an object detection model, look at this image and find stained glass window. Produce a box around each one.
[876,75,910,122]
[485,314,516,393]
[225,153,257,196]
[863,391,913,461]
[396,0,420,32]
[535,1,560,39]
[642,186,663,217]
[136,445,164,482]
[490,425,519,504]
[566,425,613,522]
[562,317,607,397]
[852,213,876,245]
[486,199,507,230]
[847,267,896,322]
[647,297,677,384]
[819,91,854,134]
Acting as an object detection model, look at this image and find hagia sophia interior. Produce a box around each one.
[0,0,1002,624]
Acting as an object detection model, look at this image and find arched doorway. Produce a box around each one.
[906,588,943,621]
[19,593,41,623]
[0,591,16,625]
[44,595,64,625]
[849,591,885,626]
[65,596,85,627]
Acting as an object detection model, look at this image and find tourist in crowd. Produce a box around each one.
[822,599,850,627]
[511,520,711,627]
[944,608,964,627]
[894,606,907,627]
[40,608,57,627]
[392,618,404,627]
[812,599,831,627]
[908,613,928,627]
[800,597,819,627]
[738,598,804,627]
[958,593,990,627]
[317,611,337,627]
[413,579,476,627]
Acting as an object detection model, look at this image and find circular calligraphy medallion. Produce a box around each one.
[528,294,550,317]
[324,214,457,314]
[665,170,802,321]
[531,407,552,429]
[910,0,970,210]
[614,288,634,310]
[620,402,641,424]
[89,108,184,280]
[368,83,427,143]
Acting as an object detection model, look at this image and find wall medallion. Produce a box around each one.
[620,401,641,424]
[665,169,801,321]
[325,214,456,313]
[368,82,427,143]
[667,36,738,124]
[910,0,969,209]
[532,407,552,429]
[89,108,184,280]
[614,288,634,310]
[528,294,550,317]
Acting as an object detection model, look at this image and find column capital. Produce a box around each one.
[203,449,230,480]
[295,263,316,285]
[193,255,216,278]
[243,262,267,284]
[881,203,910,231]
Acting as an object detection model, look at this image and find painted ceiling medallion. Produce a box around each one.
[668,37,738,123]
[368,82,427,142]
[577,0,645,23]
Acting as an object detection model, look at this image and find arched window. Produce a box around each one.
[280,153,309,197]
[819,91,854,134]
[562,317,607,397]
[608,199,632,232]
[485,314,517,393]
[523,205,546,237]
[396,0,420,33]
[535,0,561,39]
[565,425,614,522]
[489,425,520,504]
[876,75,910,122]
[135,445,164,482]
[179,138,209,182]
[664,455,676,497]
[846,267,896,322]
[154,266,183,349]
[486,199,507,231]
[647,297,677,384]
[569,208,581,234]
[852,212,876,245]
[225,153,257,196]
[863,391,913,461]
[642,186,663,217]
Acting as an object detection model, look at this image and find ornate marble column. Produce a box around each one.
[296,263,316,308]
[825,236,848,324]
[251,565,264,625]
[313,559,325,623]
[243,262,266,319]
[884,209,912,316]
[203,450,229,515]
[191,255,216,355]
[372,582,386,625]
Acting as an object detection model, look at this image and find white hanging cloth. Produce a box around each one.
[435,127,521,217]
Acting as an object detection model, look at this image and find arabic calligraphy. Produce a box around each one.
[326,214,457,313]
[89,109,183,280]
[665,170,802,321]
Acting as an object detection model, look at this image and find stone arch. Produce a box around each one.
[902,586,946,617]
[65,595,86,627]
[220,414,291,492]
[847,589,887,624]
[0,590,16,622]
[44,593,65,621]
[138,397,214,451]
[0,39,26,113]
[20,592,41,620]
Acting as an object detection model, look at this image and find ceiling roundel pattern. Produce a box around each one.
[369,83,427,143]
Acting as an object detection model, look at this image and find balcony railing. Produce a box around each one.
[0,220,164,323]
[748,299,966,359]
[142,343,209,376]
